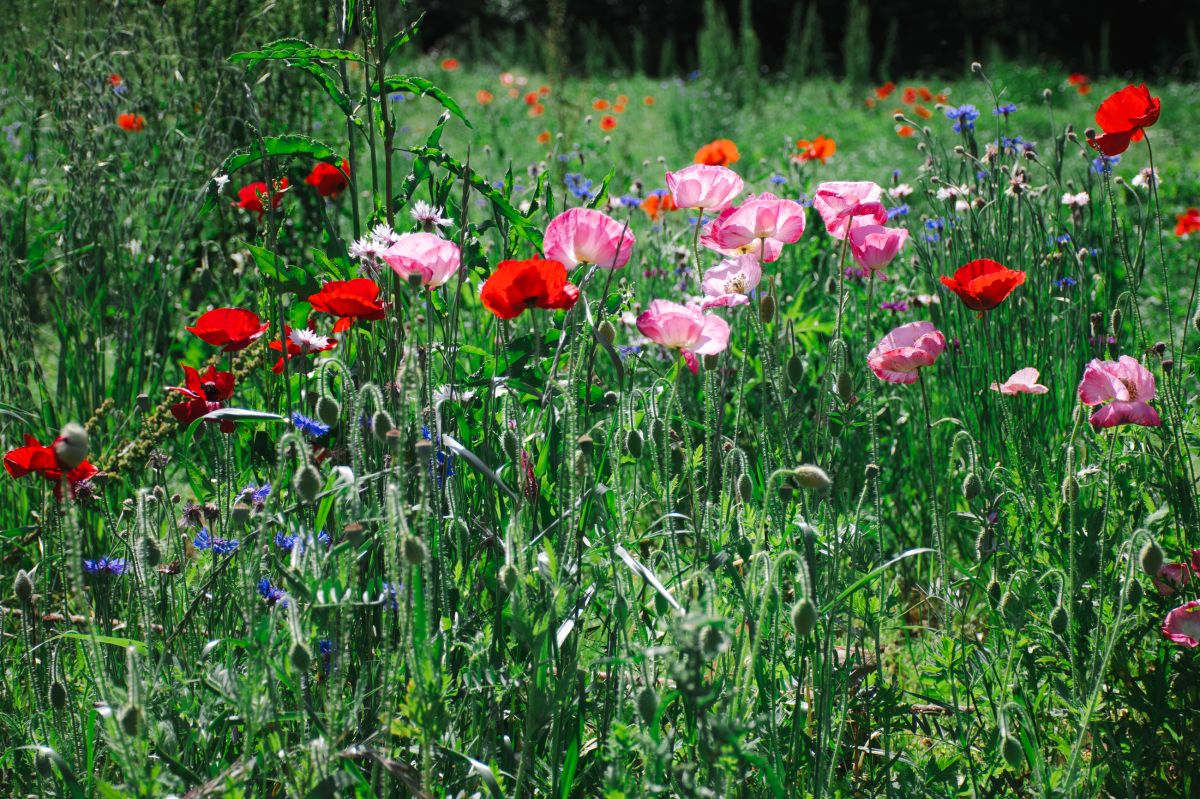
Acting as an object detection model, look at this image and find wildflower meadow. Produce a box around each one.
[3,1,1200,797]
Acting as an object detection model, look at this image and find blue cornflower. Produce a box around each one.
[1053,276,1078,289]
[1055,233,1073,245]
[239,481,272,509]
[421,426,455,485]
[257,577,287,607]
[993,103,1018,116]
[83,556,127,576]
[1091,154,1120,175]
[292,412,330,438]
[617,345,643,360]
[318,639,334,674]
[275,529,331,554]
[887,204,910,220]
[381,582,401,611]
[618,195,642,208]
[769,174,788,185]
[4,121,22,147]
[924,218,945,231]
[686,70,701,81]
[389,92,407,103]
[891,169,901,181]
[922,233,941,243]
[945,104,980,133]
[194,528,239,556]
[976,170,989,180]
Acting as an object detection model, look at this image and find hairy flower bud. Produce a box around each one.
[403,536,429,565]
[49,681,68,710]
[625,429,644,457]
[1001,735,1024,769]
[1139,539,1164,578]
[53,422,89,470]
[120,704,142,736]
[316,396,341,427]
[637,686,659,724]
[792,465,832,491]
[14,569,33,604]
[962,473,982,501]
[596,320,616,346]
[289,641,312,672]
[293,465,322,504]
[371,410,395,441]
[758,293,776,324]
[1050,606,1068,635]
[791,598,818,636]
[736,473,753,504]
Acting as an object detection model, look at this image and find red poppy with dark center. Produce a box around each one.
[480,258,580,320]
[186,307,269,352]
[167,365,236,432]
[940,259,1026,312]
[1088,84,1161,156]
[268,324,338,374]
[305,160,350,199]
[117,113,145,132]
[5,435,99,495]
[234,178,289,219]
[308,278,386,333]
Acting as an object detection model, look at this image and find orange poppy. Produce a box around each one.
[536,131,551,145]
[593,99,610,111]
[640,193,678,221]
[643,96,655,106]
[875,81,897,99]
[476,89,494,105]
[530,103,545,117]
[440,58,459,71]
[914,105,932,119]
[918,87,933,102]
[895,125,916,138]
[117,113,145,132]
[902,87,917,104]
[694,138,740,167]
[795,135,836,164]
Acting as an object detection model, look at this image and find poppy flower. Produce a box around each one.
[530,103,545,118]
[1088,84,1161,156]
[694,138,740,167]
[917,87,933,102]
[538,85,551,96]
[1068,73,1092,94]
[117,113,145,132]
[643,96,655,106]
[234,178,289,219]
[868,321,946,384]
[524,91,539,106]
[5,434,99,494]
[665,164,744,212]
[308,278,386,333]
[440,58,459,71]
[167,365,236,433]
[874,81,896,99]
[895,125,916,138]
[480,257,580,320]
[304,160,350,199]
[913,105,932,119]
[709,192,806,252]
[848,224,908,273]
[1153,562,1191,596]
[600,115,617,131]
[593,99,611,111]
[700,254,762,310]
[1175,208,1200,237]
[536,131,551,145]
[381,232,462,289]
[812,181,887,240]
[902,87,917,104]
[476,89,494,105]
[990,367,1049,395]
[636,299,731,374]
[1076,355,1160,429]
[795,135,837,164]
[108,73,123,87]
[544,207,635,269]
[268,324,337,374]
[940,259,1026,312]
[640,193,678,221]
[1163,600,1200,647]
[186,307,269,352]
[701,206,783,263]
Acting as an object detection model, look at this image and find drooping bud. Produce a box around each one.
[962,473,982,501]
[53,422,89,470]
[596,320,616,346]
[316,396,341,427]
[14,569,33,604]
[1125,579,1143,607]
[1139,539,1164,578]
[758,293,776,323]
[786,355,804,385]
[293,465,323,504]
[1001,735,1024,769]
[792,465,832,491]
[1109,308,1122,336]
[1050,606,1068,635]
[791,598,818,636]
[120,704,142,736]
[371,411,395,440]
[625,429,644,457]
[289,641,312,672]
[577,434,594,457]
[736,473,753,504]
[403,536,429,565]
[637,686,659,724]
[835,372,853,404]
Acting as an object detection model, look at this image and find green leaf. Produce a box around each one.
[220,135,344,181]
[244,241,319,293]
[51,631,147,653]
[287,60,353,116]
[383,14,424,62]
[230,37,365,64]
[377,75,472,127]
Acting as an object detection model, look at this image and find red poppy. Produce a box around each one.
[694,138,740,167]
[167,365,236,432]
[108,73,123,87]
[234,178,289,219]
[600,115,617,131]
[117,113,144,132]
[524,91,539,106]
[1068,73,1090,87]
[308,278,386,333]
[593,99,611,111]
[186,307,269,352]
[901,87,917,104]
[530,103,545,118]
[874,81,896,99]
[304,160,350,199]
[1176,208,1200,237]
[643,96,655,106]
[480,258,580,320]
[917,87,933,102]
[5,435,98,498]
[536,131,551,145]
[940,259,1026,312]
[268,324,338,374]
[476,89,494,105]
[1089,84,1161,156]
[441,58,459,71]
[895,125,916,138]
[795,135,836,164]
[913,105,932,119]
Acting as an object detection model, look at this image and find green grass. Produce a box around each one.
[3,3,1200,797]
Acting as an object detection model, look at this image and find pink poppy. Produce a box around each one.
[543,208,635,269]
[990,367,1049,396]
[708,192,806,252]
[1192,548,1200,573]
[381,232,462,289]
[636,299,731,374]
[700,254,762,309]
[1154,562,1191,596]
[868,321,946,384]
[813,181,887,240]
[701,207,784,263]
[1076,356,1160,430]
[848,224,909,273]
[1163,600,1200,647]
[665,164,744,211]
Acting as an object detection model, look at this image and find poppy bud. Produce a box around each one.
[1050,605,1068,635]
[962,473,982,500]
[1043,88,1052,100]
[1084,127,1096,141]
[289,641,312,671]
[142,536,162,567]
[864,463,880,479]
[699,626,725,657]
[371,411,395,440]
[758,293,775,323]
[316,396,341,427]
[403,535,429,565]
[596,320,616,346]
[791,598,818,636]
[953,145,965,156]
[1001,735,1024,769]
[793,464,831,490]
[702,353,719,370]
[293,465,322,504]
[975,528,994,559]
[1139,539,1164,578]
[136,393,151,412]
[1060,475,1078,503]
[835,372,853,403]
[499,564,519,593]
[1152,340,1166,356]
[637,685,659,724]
[501,429,520,460]
[736,473,753,504]
[649,418,666,444]
[893,112,904,122]
[35,751,54,778]
[1125,578,1143,607]
[14,569,33,604]
[577,434,594,457]
[49,681,68,710]
[1192,309,1200,334]
[986,577,1002,603]
[970,61,982,73]
[786,355,804,385]
[53,422,89,470]
[625,429,644,457]
[1162,359,1174,373]
[230,503,251,528]
[999,591,1023,628]
[120,704,142,736]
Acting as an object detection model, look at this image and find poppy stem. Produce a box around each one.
[918,370,949,602]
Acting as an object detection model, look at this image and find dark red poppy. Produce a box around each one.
[1088,84,1161,156]
[5,434,98,497]
[267,324,338,374]
[308,279,386,333]
[186,307,269,352]
[234,178,289,219]
[480,258,580,320]
[940,259,1026,312]
[167,365,236,433]
[305,160,350,199]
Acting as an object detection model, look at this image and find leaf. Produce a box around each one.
[376,75,472,127]
[586,167,616,210]
[287,60,353,116]
[230,37,365,64]
[615,545,683,612]
[51,631,147,653]
[200,409,286,423]
[220,135,344,181]
[440,434,518,501]
[244,241,319,292]
[383,14,424,62]
[822,548,934,612]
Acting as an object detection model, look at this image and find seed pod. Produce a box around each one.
[316,396,341,427]
[596,320,616,346]
[1050,606,1068,635]
[758,293,776,323]
[53,422,89,470]
[736,473,753,504]
[230,503,251,528]
[792,465,832,490]
[136,393,151,413]
[986,578,1002,603]
[403,536,429,565]
[142,536,162,568]
[637,686,659,724]
[120,704,142,736]
[371,411,395,440]
[625,429,644,457]
[1001,735,1024,769]
[835,371,853,403]
[293,465,323,504]
[1139,539,1164,578]
[1163,359,1174,373]
[49,681,68,710]
[786,355,804,385]
[702,353,719,370]
[1060,475,1079,503]
[791,598,818,636]
[999,591,1023,628]
[14,569,33,604]
[577,434,594,457]
[289,641,312,672]
[962,473,982,500]
[501,429,520,460]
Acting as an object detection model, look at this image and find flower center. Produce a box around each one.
[724,273,748,294]
[1119,378,1138,400]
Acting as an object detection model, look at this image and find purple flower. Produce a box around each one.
[257,577,288,607]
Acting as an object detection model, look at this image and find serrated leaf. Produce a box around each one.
[383,14,424,62]
[376,75,471,127]
[230,37,365,64]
